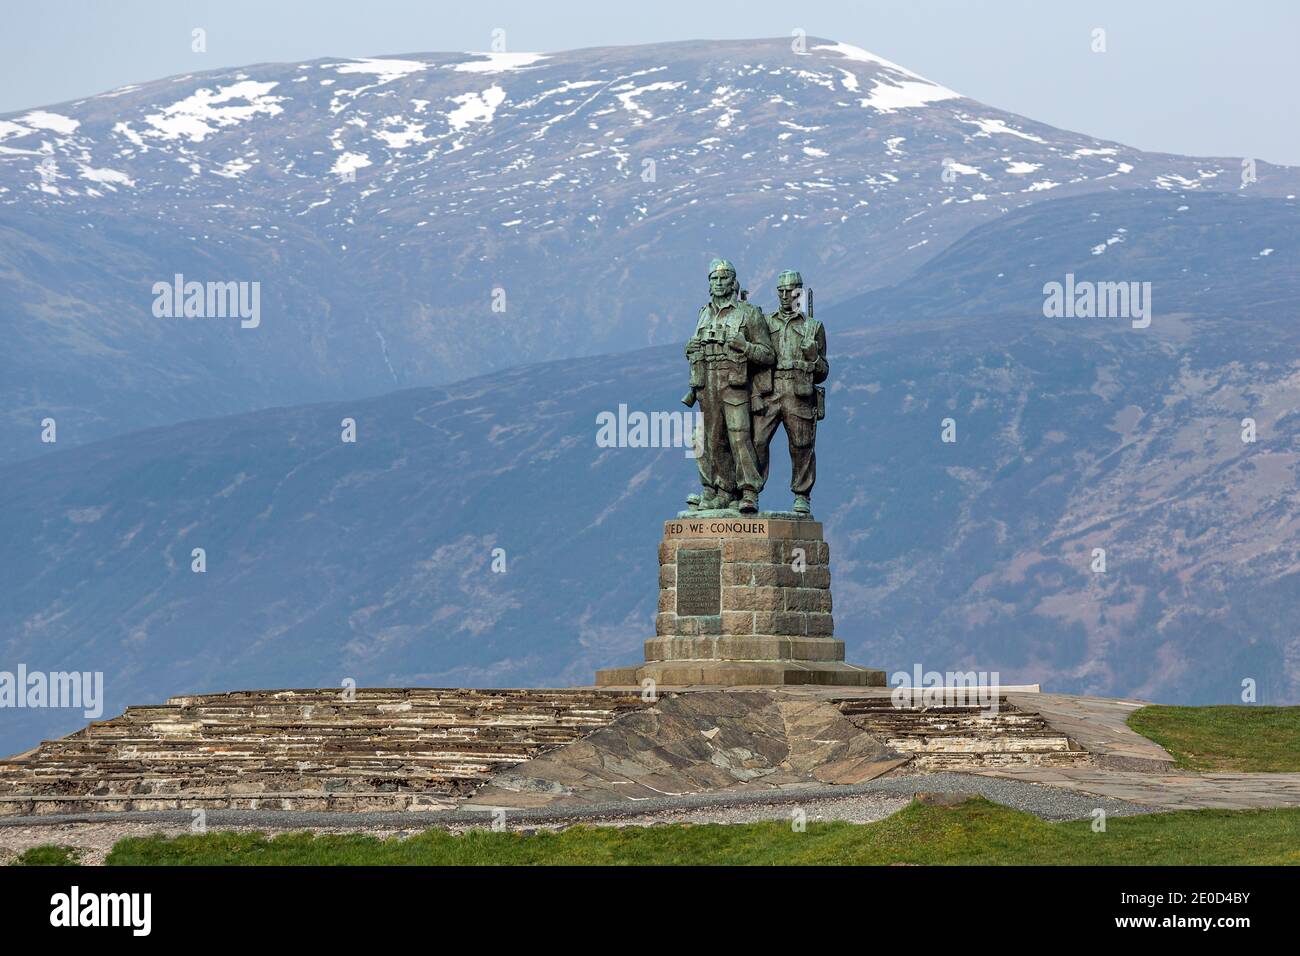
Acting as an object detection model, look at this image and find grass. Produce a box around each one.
[31,798,1287,866]
[1128,705,1300,772]
[11,844,81,866]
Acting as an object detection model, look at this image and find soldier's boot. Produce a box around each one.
[700,488,727,510]
[793,494,811,515]
[686,493,702,511]
[738,490,759,514]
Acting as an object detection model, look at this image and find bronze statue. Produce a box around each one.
[752,270,827,515]
[683,259,774,514]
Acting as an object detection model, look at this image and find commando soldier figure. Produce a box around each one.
[753,269,827,515]
[684,258,774,514]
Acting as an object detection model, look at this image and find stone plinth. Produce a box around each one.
[595,515,885,687]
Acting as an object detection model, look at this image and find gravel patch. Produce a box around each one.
[845,771,1160,821]
[574,791,913,828]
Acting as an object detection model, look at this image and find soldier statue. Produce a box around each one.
[682,258,774,514]
[752,269,827,515]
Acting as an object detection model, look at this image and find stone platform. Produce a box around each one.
[0,688,649,815]
[596,514,884,687]
[7,686,1300,821]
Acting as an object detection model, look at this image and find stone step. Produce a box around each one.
[0,688,650,807]
[7,759,536,776]
[885,735,1075,754]
[849,715,1054,732]
[41,731,584,747]
[1,769,482,791]
[0,791,457,816]
[833,696,1091,768]
[908,751,1092,770]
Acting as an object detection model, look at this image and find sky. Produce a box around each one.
[2,0,1297,164]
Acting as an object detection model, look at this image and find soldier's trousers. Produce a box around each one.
[753,390,817,496]
[700,373,762,495]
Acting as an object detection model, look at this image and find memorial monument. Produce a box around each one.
[596,261,885,687]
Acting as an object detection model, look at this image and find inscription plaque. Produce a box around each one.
[666,519,768,538]
[663,518,822,540]
[676,548,722,616]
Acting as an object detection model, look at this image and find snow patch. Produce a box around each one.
[1004,160,1041,175]
[78,166,133,187]
[112,122,147,148]
[860,78,959,113]
[812,41,930,83]
[214,157,252,178]
[613,81,685,119]
[144,80,285,142]
[813,41,960,111]
[446,85,507,131]
[330,58,429,79]
[330,152,372,176]
[373,116,429,148]
[1091,233,1125,255]
[450,52,548,73]
[20,110,80,134]
[961,117,1047,144]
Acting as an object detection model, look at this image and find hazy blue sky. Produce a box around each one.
[4,0,1297,163]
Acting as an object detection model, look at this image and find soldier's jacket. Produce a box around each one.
[764,309,828,413]
[686,297,774,406]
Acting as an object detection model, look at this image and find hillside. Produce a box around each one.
[2,188,1296,755]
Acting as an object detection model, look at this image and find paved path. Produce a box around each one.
[1009,692,1175,770]
[972,767,1300,810]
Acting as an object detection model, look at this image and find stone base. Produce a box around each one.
[598,514,884,688]
[595,660,886,687]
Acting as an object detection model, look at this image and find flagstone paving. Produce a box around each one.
[969,767,1300,811]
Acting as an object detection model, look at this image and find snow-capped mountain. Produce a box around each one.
[3,37,1295,462]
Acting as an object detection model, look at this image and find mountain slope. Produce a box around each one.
[823,190,1300,326]
[4,37,1296,462]
[2,189,1297,755]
